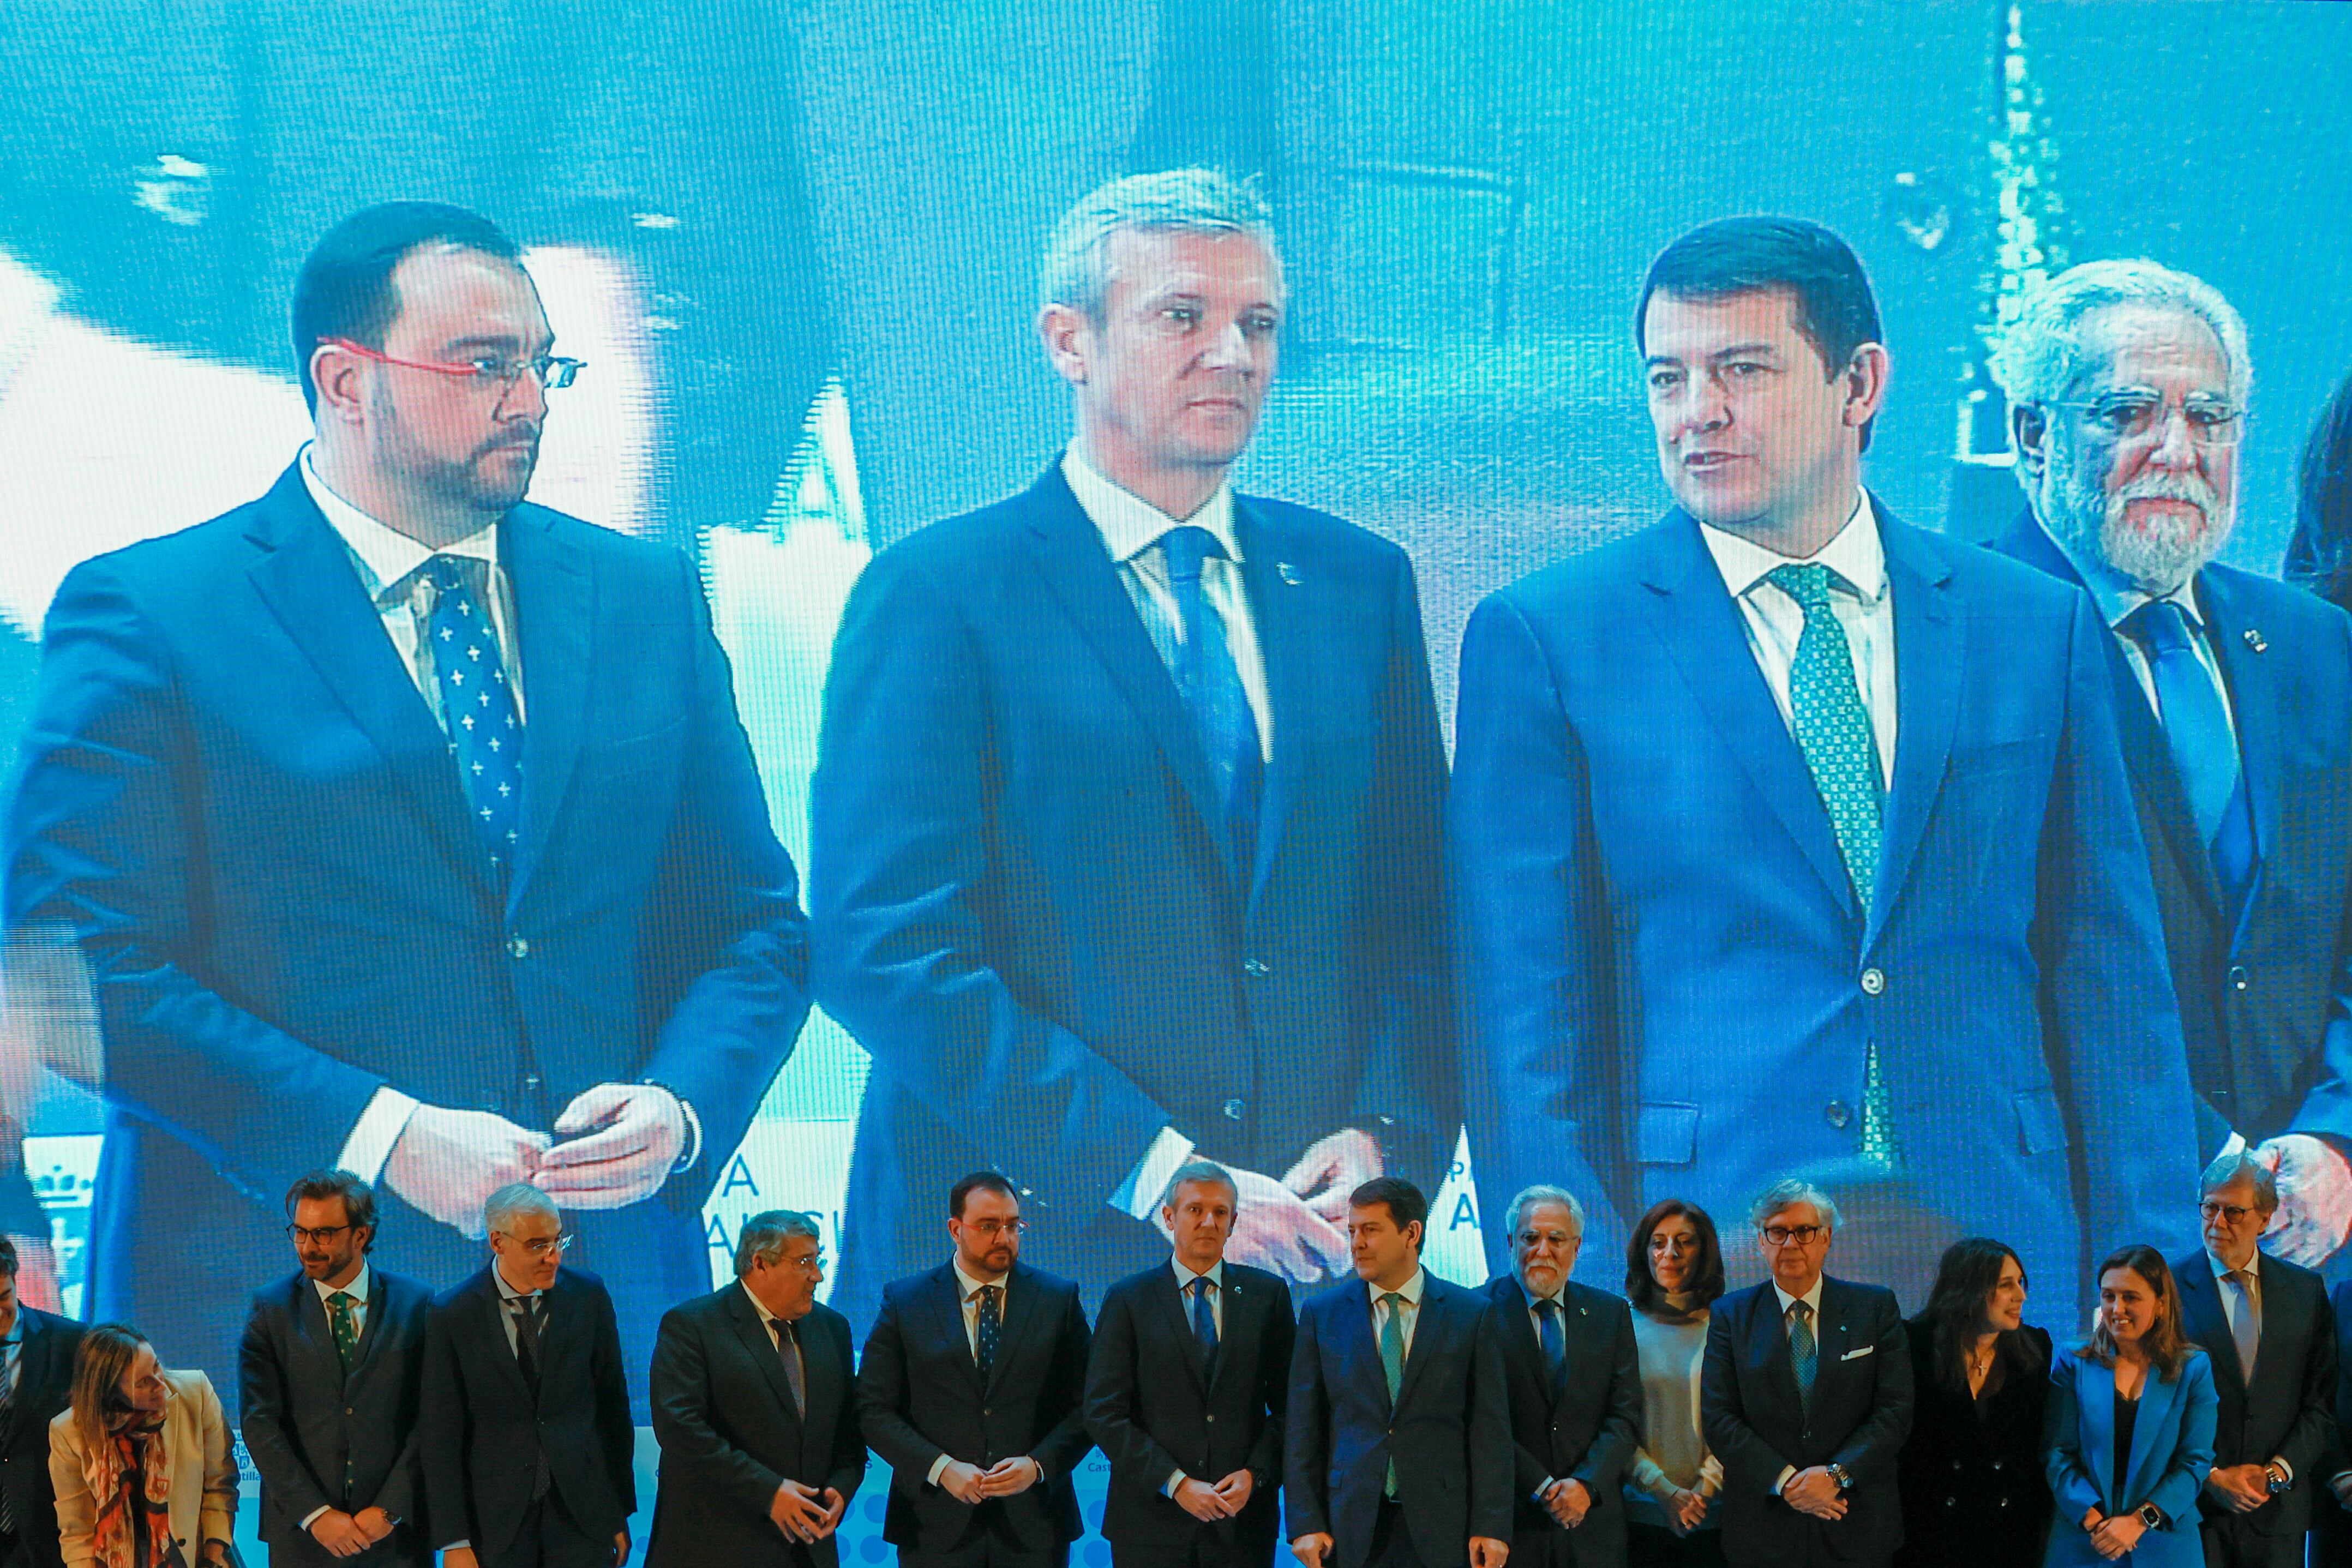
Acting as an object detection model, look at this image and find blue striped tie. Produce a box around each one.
[1159,527,1263,875]
[2124,600,2255,910]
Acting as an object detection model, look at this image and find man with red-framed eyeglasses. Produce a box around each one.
[1,201,811,1453]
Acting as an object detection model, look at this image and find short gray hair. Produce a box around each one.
[734,1209,822,1276]
[1503,1184,1585,1241]
[1039,167,1282,320]
[484,1181,557,1236]
[2199,1150,2279,1216]
[1989,258,2252,417]
[1158,1160,1240,1212]
[1749,1178,1842,1234]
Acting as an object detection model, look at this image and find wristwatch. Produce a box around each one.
[2137,1502,2165,1530]
[2266,1463,2293,1497]
[1826,1464,1853,1491]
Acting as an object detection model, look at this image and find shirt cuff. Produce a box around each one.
[2271,1458,2293,1482]
[1112,1127,1197,1221]
[335,1088,423,1185]
[1165,1470,1187,1497]
[299,1506,331,1530]
[927,1454,952,1487]
[1535,1476,1558,1500]
[1774,1466,1796,1497]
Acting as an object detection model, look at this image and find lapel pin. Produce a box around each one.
[1277,562,1302,586]
[2243,628,2267,653]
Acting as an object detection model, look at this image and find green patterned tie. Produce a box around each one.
[1767,564,1897,1167]
[1379,1293,1407,1498]
[326,1290,360,1371]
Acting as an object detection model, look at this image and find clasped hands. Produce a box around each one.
[1173,1469,1256,1521]
[937,1456,1044,1505]
[1781,1466,1847,1521]
[770,1480,849,1542]
[308,1505,394,1558]
[1539,1477,1592,1529]
[2204,1461,2275,1513]
[385,1084,687,1237]
[2078,1506,2147,1560]
[1161,1128,1382,1284]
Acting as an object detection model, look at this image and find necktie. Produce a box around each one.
[1534,1297,1567,1388]
[778,1317,806,1415]
[1191,1276,1220,1356]
[1378,1293,1408,1498]
[511,1294,543,1396]
[1787,1301,1817,1412]
[975,1284,1003,1382]
[423,555,525,876]
[2123,600,2256,908]
[0,1335,15,1531]
[2225,1270,2261,1379]
[326,1290,360,1373]
[1157,527,1263,875]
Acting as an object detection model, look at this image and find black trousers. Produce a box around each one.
[899,1540,1069,1568]
[1363,1499,1433,1568]
[2198,1512,2308,1568]
[1110,1534,1275,1568]
[485,1490,614,1568]
[1627,1521,1728,1568]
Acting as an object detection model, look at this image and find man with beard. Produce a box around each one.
[1990,259,2352,1272]
[2,202,809,1402]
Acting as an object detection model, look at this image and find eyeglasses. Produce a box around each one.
[2199,1200,2260,1225]
[962,1218,1025,1239]
[285,1223,355,1245]
[1761,1224,1829,1247]
[494,1231,574,1257]
[320,337,585,393]
[2049,391,2242,447]
[784,1251,827,1276]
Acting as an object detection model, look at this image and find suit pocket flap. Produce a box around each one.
[2014,1087,2069,1155]
[1635,1103,1699,1166]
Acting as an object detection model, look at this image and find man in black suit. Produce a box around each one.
[1988,258,2352,1266]
[647,1208,865,1567]
[811,167,1453,1326]
[419,1183,635,1568]
[238,1169,435,1566]
[1285,1178,1511,1568]
[1084,1160,1295,1566]
[1701,1179,1911,1568]
[857,1173,1095,1566]
[2173,1153,2337,1566]
[0,1233,82,1568]
[1485,1184,1640,1567]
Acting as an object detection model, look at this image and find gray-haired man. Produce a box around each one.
[647,1210,866,1567]
[813,167,1454,1324]
[1989,259,2352,1267]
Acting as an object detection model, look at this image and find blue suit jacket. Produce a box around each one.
[811,464,1451,1324]
[1284,1271,1514,1568]
[1451,501,2200,1309]
[1992,511,2352,1156]
[3,462,808,1398]
[2043,1348,2217,1567]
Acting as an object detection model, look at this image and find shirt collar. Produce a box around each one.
[1368,1267,1427,1309]
[953,1261,1008,1302]
[1700,490,1886,605]
[1173,1257,1225,1291]
[2210,1249,2260,1283]
[740,1278,783,1328]
[1772,1277,1827,1320]
[301,443,500,604]
[2033,508,2204,632]
[313,1263,372,1308]
[1060,444,1240,566]
[1520,1275,1566,1311]
[492,1265,541,1303]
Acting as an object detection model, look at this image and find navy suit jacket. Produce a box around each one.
[1993,510,2352,1156]
[238,1267,434,1566]
[2043,1348,2217,1568]
[0,1306,84,1568]
[1284,1271,1514,1568]
[811,463,1451,1322]
[855,1261,1094,1553]
[1453,501,2199,1309]
[3,462,808,1399]
[2170,1248,2337,1538]
[1485,1276,1642,1566]
[1701,1276,1911,1565]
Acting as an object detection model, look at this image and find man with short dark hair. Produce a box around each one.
[647,1209,866,1567]
[858,1174,1094,1567]
[1285,1177,1511,1568]
[0,1233,83,1568]
[1084,1160,1295,1566]
[1454,214,2198,1310]
[2,200,809,1399]
[238,1168,435,1566]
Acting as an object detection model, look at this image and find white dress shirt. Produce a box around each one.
[2035,513,2237,740]
[1700,492,1899,789]
[926,1263,1018,1487]
[1164,1257,1229,1494]
[296,1264,376,1528]
[742,1279,807,1395]
[1769,1277,1828,1497]
[1370,1267,1427,1361]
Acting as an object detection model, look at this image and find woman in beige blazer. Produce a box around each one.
[46,1324,235,1568]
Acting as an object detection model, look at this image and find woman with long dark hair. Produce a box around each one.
[1621,1199,1727,1567]
[2043,1245,2216,1567]
[2285,370,2352,614]
[47,1324,236,1568]
[1893,1237,2053,1564]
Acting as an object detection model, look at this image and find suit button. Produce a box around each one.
[1945,1497,1955,1507]
[1997,1497,2008,1508]
[1859,967,1885,996]
[2229,965,2250,990]
[345,1407,355,1416]
[1990,1459,2002,1470]
[982,1408,991,1416]
[507,935,530,959]
[1825,1100,1852,1130]
[1207,1414,1216,1424]
[1244,957,1271,978]
[1223,1099,1246,1121]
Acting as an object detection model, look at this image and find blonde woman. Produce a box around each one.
[47,1324,236,1568]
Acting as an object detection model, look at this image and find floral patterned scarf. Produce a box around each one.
[84,1414,181,1568]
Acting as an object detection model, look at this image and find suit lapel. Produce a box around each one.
[985,1267,1044,1394]
[292,1275,343,1386]
[1868,516,1964,946]
[1759,1289,1803,1414]
[243,467,493,895]
[929,1268,986,1399]
[724,1287,805,1429]
[1234,500,1309,904]
[502,509,593,906]
[1491,1278,1548,1395]
[1152,1267,1210,1391]
[477,1272,536,1405]
[1393,1279,1450,1413]
[2174,1264,2245,1393]
[2124,1361,2181,1505]
[1639,515,1861,918]
[2198,571,2284,881]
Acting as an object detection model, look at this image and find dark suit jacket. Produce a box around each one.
[1083,1260,1294,1560]
[811,464,1452,1324]
[2172,1248,2337,1540]
[2,461,809,1402]
[1701,1276,1912,1566]
[856,1261,1094,1553]
[238,1266,434,1566]
[417,1265,635,1559]
[0,1307,82,1568]
[1993,512,2352,1156]
[647,1285,866,1568]
[1284,1271,1513,1568]
[1485,1276,1641,1566]
[1890,1319,2051,1568]
[1454,501,2198,1312]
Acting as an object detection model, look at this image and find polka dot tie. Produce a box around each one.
[423,555,524,878]
[1768,563,1896,1167]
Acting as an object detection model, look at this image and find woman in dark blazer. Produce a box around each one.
[1894,1237,2054,1565]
